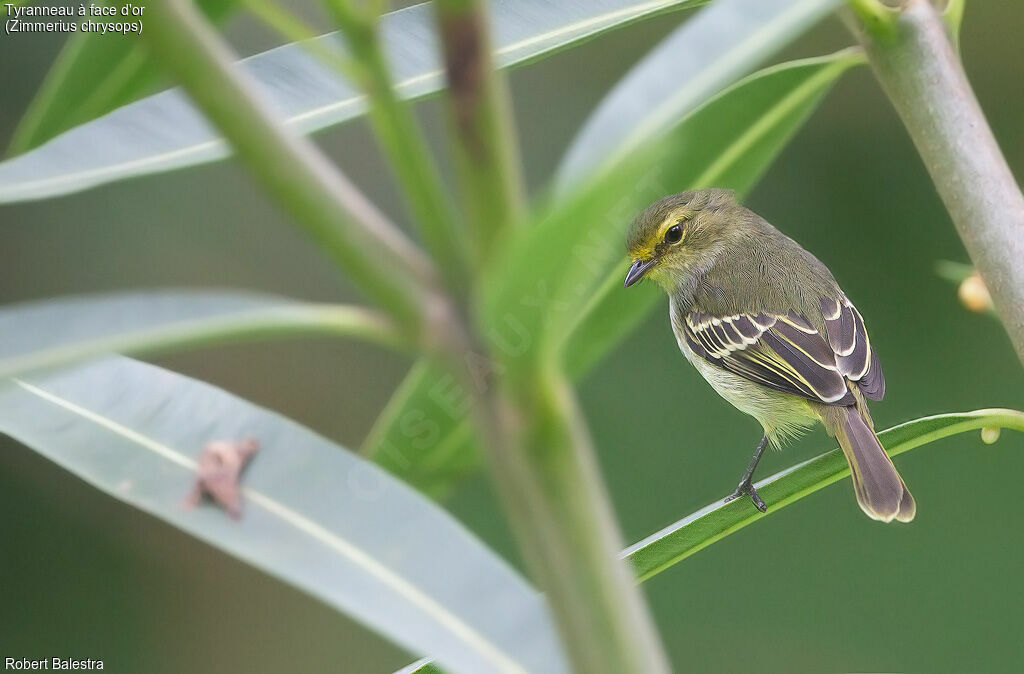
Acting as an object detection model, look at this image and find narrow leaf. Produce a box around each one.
[624,409,1024,580]
[0,290,400,380]
[0,0,708,203]
[0,358,569,674]
[556,0,846,188]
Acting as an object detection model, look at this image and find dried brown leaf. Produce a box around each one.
[185,437,259,518]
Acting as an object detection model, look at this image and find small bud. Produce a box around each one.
[981,427,1000,445]
[958,272,992,313]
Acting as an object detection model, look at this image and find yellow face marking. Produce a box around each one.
[627,208,692,261]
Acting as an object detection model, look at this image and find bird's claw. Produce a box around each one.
[725,480,767,513]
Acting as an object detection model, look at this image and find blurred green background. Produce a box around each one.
[2,3,1023,672]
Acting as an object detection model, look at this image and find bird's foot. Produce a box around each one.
[725,479,767,513]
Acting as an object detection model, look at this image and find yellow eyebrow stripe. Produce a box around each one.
[631,214,691,260]
[654,213,690,246]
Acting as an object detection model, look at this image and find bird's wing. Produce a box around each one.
[681,297,884,407]
[819,296,884,400]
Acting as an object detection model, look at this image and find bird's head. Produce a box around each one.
[624,188,740,289]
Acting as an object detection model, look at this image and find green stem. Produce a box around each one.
[142,0,441,339]
[0,303,403,380]
[482,373,671,674]
[323,0,470,289]
[433,0,526,265]
[848,0,1024,366]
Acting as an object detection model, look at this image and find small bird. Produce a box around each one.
[624,189,914,522]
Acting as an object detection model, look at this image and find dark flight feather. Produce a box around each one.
[681,296,885,406]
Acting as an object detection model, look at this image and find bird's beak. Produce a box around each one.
[624,257,657,287]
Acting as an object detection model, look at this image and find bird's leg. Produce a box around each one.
[725,435,769,513]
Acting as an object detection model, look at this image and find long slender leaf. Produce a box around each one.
[0,290,401,380]
[624,409,1024,580]
[0,0,708,203]
[396,409,1024,673]
[0,358,569,674]
[367,52,861,494]
[7,0,236,155]
[556,0,845,188]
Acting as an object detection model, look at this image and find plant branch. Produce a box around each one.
[142,0,443,339]
[477,373,670,674]
[433,0,526,265]
[322,0,470,289]
[848,0,1024,366]
[402,323,671,670]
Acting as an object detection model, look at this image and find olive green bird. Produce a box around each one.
[624,189,914,522]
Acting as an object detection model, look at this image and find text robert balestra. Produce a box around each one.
[4,658,104,670]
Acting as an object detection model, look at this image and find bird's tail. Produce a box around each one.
[830,406,915,523]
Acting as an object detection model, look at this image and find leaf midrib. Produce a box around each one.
[12,377,528,674]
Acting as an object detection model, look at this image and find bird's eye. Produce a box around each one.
[664,224,683,244]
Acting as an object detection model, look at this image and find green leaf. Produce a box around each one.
[368,52,861,494]
[0,290,400,380]
[556,0,846,188]
[624,409,1024,580]
[0,0,709,203]
[361,359,480,499]
[0,357,569,674]
[7,0,236,155]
